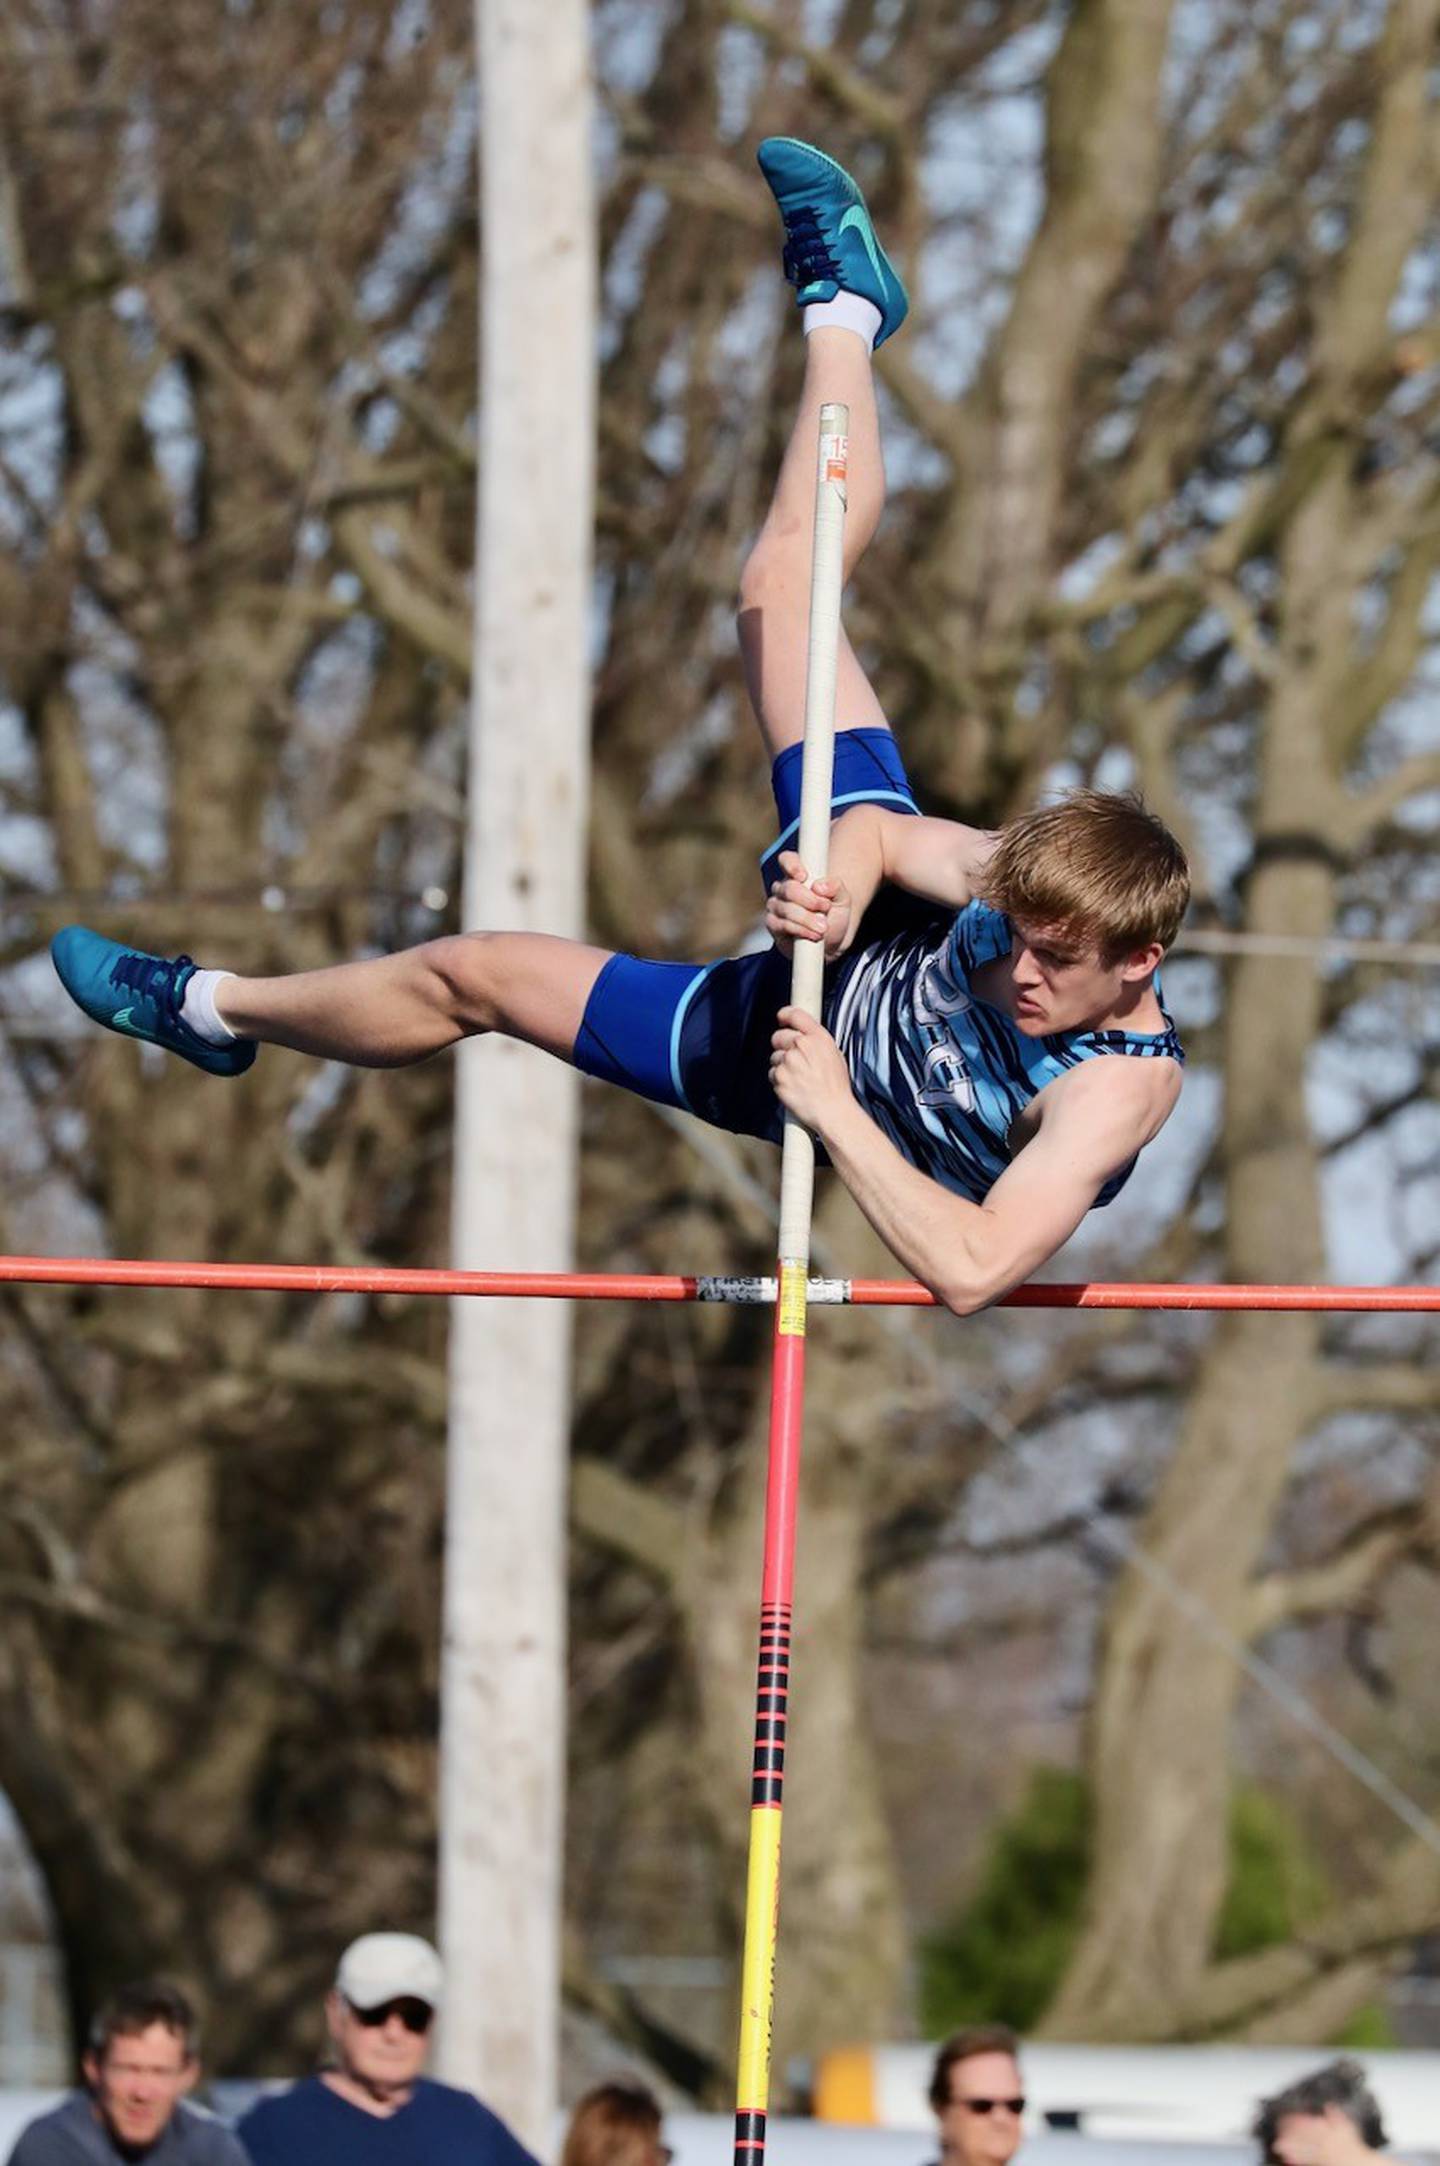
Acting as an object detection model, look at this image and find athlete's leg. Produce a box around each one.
[738,325,888,763]
[741,141,908,764]
[51,920,613,1076]
[215,933,611,1066]
[253,937,781,1137]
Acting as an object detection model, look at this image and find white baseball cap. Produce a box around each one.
[335,1932,443,2012]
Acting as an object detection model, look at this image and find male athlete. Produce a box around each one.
[51,140,1187,1316]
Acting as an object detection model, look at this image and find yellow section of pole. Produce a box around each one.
[735,1805,784,2108]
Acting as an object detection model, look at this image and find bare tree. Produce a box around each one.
[567,0,1440,2056]
[1042,0,1440,2039]
[0,0,480,2064]
[2,0,1439,2085]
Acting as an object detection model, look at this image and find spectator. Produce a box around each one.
[6,1979,245,2165]
[560,2084,671,2166]
[927,2026,1026,2166]
[236,1932,540,2166]
[1255,2060,1389,2166]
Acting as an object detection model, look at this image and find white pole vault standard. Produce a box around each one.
[441,4,593,2143]
[734,402,849,2166]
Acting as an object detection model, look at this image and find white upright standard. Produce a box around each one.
[438,2,595,2148]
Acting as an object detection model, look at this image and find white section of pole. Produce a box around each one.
[776,403,849,1269]
[438,4,595,2148]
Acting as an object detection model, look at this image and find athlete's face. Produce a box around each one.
[1003,919,1161,1035]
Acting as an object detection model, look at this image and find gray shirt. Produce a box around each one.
[7,2093,248,2166]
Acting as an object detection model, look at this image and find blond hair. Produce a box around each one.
[979,788,1189,960]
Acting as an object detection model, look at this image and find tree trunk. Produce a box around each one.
[1046,257,1429,2039]
[1046,808,1335,2033]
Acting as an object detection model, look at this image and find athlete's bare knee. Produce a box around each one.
[738,533,809,634]
[743,510,812,588]
[737,548,768,623]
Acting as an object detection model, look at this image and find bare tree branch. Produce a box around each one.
[1245,1502,1435,1639]
[570,1455,688,1594]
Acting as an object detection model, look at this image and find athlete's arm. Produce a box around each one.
[766,807,996,959]
[769,1011,1178,1311]
[877,810,997,908]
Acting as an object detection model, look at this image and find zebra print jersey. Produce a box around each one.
[823,898,1184,1209]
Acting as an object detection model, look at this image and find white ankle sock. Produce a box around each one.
[181,968,238,1045]
[802,294,882,351]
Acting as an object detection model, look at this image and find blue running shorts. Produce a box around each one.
[572,727,921,1138]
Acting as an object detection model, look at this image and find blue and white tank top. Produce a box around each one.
[824,899,1184,1208]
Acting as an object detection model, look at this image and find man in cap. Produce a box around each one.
[236,1932,539,2166]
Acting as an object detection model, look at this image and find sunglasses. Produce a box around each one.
[348,1997,433,2034]
[951,2098,1025,2117]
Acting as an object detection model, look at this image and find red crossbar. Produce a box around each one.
[0,1254,1433,1311]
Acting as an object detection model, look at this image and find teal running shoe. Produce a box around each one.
[51,927,256,1078]
[756,137,909,347]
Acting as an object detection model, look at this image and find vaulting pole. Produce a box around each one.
[733,402,849,2166]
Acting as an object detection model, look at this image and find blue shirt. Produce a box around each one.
[827,899,1184,1207]
[235,2077,540,2166]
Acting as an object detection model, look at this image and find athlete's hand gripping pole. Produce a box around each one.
[733,404,849,2166]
